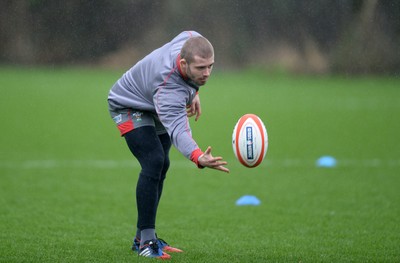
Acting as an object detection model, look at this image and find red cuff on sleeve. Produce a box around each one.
[190,148,204,169]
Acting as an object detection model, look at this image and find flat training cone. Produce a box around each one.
[316,156,337,168]
[236,195,261,206]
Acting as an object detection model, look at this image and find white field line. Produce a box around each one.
[1,158,400,169]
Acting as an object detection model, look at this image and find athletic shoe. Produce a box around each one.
[132,237,140,252]
[132,236,183,253]
[138,239,171,260]
[157,237,183,253]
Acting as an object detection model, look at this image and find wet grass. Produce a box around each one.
[1,67,399,262]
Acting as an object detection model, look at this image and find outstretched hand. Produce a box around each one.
[198,146,229,173]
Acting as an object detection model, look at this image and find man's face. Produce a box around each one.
[184,55,214,86]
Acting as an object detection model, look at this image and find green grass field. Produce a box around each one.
[1,67,399,262]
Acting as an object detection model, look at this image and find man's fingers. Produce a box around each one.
[204,146,212,155]
[186,107,194,116]
[195,106,201,121]
[215,165,230,173]
[190,103,197,114]
[207,160,225,165]
[207,160,227,168]
[210,156,224,162]
[204,158,229,173]
[186,103,201,121]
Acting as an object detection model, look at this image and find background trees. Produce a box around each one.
[1,0,399,74]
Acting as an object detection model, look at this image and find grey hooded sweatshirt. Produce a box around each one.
[108,31,204,165]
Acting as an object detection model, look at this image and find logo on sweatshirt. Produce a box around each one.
[132,112,143,122]
[113,114,122,124]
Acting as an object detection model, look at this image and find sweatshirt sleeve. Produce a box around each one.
[154,84,203,166]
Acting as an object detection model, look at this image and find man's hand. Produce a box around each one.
[187,93,201,121]
[198,146,229,173]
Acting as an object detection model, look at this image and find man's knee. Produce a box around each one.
[161,157,170,178]
[141,151,165,180]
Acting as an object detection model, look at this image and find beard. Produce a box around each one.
[186,67,208,86]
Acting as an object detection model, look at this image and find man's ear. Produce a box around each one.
[180,58,187,70]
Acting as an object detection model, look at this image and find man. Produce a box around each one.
[107,31,229,260]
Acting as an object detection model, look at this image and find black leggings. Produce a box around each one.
[124,126,171,230]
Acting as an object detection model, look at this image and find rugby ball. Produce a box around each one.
[232,114,268,168]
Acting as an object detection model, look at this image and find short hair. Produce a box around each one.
[181,36,214,64]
